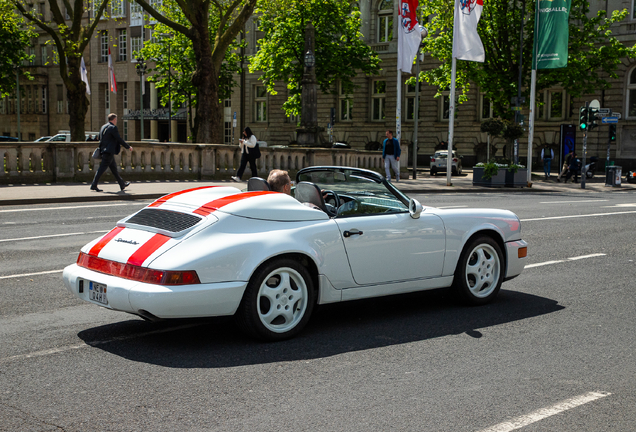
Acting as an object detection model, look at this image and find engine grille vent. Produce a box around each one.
[126,209,202,233]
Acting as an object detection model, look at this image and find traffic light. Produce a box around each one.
[609,124,617,142]
[579,106,589,130]
[588,107,599,130]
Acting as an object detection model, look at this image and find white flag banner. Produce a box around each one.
[108,47,117,93]
[398,0,426,73]
[452,0,485,62]
[80,57,91,95]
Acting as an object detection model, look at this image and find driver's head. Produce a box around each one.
[267,169,292,194]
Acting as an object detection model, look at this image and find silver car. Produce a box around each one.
[430,150,463,175]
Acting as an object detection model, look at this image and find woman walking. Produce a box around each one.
[232,127,260,182]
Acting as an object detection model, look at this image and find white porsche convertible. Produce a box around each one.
[63,166,527,341]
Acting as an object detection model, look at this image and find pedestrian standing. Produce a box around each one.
[232,127,260,182]
[565,152,580,183]
[541,145,554,179]
[90,113,132,192]
[382,130,401,182]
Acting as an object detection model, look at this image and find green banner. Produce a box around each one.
[532,0,571,69]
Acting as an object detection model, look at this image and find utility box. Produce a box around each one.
[606,166,622,187]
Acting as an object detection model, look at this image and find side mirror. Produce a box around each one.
[409,198,423,219]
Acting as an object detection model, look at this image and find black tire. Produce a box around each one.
[452,167,458,176]
[236,258,315,341]
[430,168,437,176]
[452,236,504,305]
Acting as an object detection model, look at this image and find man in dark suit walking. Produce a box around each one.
[90,113,133,192]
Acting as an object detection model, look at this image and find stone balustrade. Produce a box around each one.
[0,141,407,184]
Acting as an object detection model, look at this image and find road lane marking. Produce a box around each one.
[539,200,608,204]
[521,210,636,221]
[601,203,636,208]
[0,203,146,213]
[477,391,611,432]
[0,323,204,364]
[0,270,64,280]
[0,230,108,243]
[525,253,606,269]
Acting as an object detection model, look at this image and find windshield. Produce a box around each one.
[297,168,409,217]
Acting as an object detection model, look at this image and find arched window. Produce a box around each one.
[378,0,393,43]
[628,67,636,118]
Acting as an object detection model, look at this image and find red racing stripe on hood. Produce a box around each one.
[126,234,171,266]
[88,227,124,257]
[193,191,279,216]
[148,186,219,208]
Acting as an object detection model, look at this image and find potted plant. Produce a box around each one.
[505,163,527,187]
[473,161,506,187]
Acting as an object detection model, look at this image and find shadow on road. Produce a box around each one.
[77,288,564,368]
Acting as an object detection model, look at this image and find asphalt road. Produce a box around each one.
[1,191,635,431]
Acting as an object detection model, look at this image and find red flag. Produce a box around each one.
[108,47,117,93]
[398,0,426,73]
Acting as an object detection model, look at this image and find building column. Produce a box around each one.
[150,82,158,140]
[171,120,178,142]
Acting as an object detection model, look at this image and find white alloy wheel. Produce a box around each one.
[236,258,315,341]
[257,267,308,334]
[464,243,500,298]
[452,236,503,305]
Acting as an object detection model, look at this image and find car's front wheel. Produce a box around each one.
[452,236,503,305]
[236,259,315,341]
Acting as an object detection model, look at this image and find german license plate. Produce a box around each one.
[89,281,108,305]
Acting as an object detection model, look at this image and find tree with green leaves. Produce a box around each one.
[0,0,35,98]
[139,1,244,141]
[11,0,109,141]
[250,0,381,118]
[135,0,257,144]
[420,0,636,119]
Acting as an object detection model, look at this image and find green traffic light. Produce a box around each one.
[580,123,587,129]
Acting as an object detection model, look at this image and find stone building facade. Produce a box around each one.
[2,0,636,171]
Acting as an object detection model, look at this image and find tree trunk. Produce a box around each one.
[66,60,89,142]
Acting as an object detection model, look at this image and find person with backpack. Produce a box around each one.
[382,130,401,182]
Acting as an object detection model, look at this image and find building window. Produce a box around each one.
[29,47,36,66]
[627,68,636,118]
[105,87,110,114]
[0,99,4,115]
[372,80,386,121]
[111,0,125,18]
[118,29,127,61]
[254,86,267,122]
[41,45,47,65]
[535,91,545,120]
[548,90,564,120]
[480,94,493,120]
[100,31,108,62]
[131,36,142,57]
[41,86,47,113]
[224,99,232,144]
[405,82,421,120]
[27,86,32,113]
[130,1,143,26]
[149,0,162,24]
[122,82,128,110]
[378,0,393,43]
[124,121,128,140]
[339,82,353,121]
[440,92,450,120]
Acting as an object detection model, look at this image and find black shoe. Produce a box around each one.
[120,181,131,191]
[90,186,102,192]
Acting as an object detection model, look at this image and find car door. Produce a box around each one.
[334,211,446,285]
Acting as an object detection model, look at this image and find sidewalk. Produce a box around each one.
[0,170,633,206]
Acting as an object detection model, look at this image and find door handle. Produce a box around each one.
[343,229,363,238]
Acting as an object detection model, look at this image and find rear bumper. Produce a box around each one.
[504,240,528,279]
[63,264,247,318]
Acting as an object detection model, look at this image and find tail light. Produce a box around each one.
[453,158,458,162]
[77,252,201,285]
[430,158,435,162]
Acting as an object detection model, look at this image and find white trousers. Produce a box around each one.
[384,155,400,181]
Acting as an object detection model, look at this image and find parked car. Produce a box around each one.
[34,136,52,142]
[46,131,100,142]
[63,166,527,341]
[0,136,19,142]
[430,150,463,175]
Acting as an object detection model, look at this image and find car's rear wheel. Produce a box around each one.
[236,259,315,341]
[452,236,503,305]
[430,168,437,176]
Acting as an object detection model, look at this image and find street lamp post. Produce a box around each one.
[297,22,322,146]
[135,56,147,140]
[15,68,21,140]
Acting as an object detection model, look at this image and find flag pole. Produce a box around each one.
[396,69,402,152]
[447,56,456,187]
[527,0,540,187]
